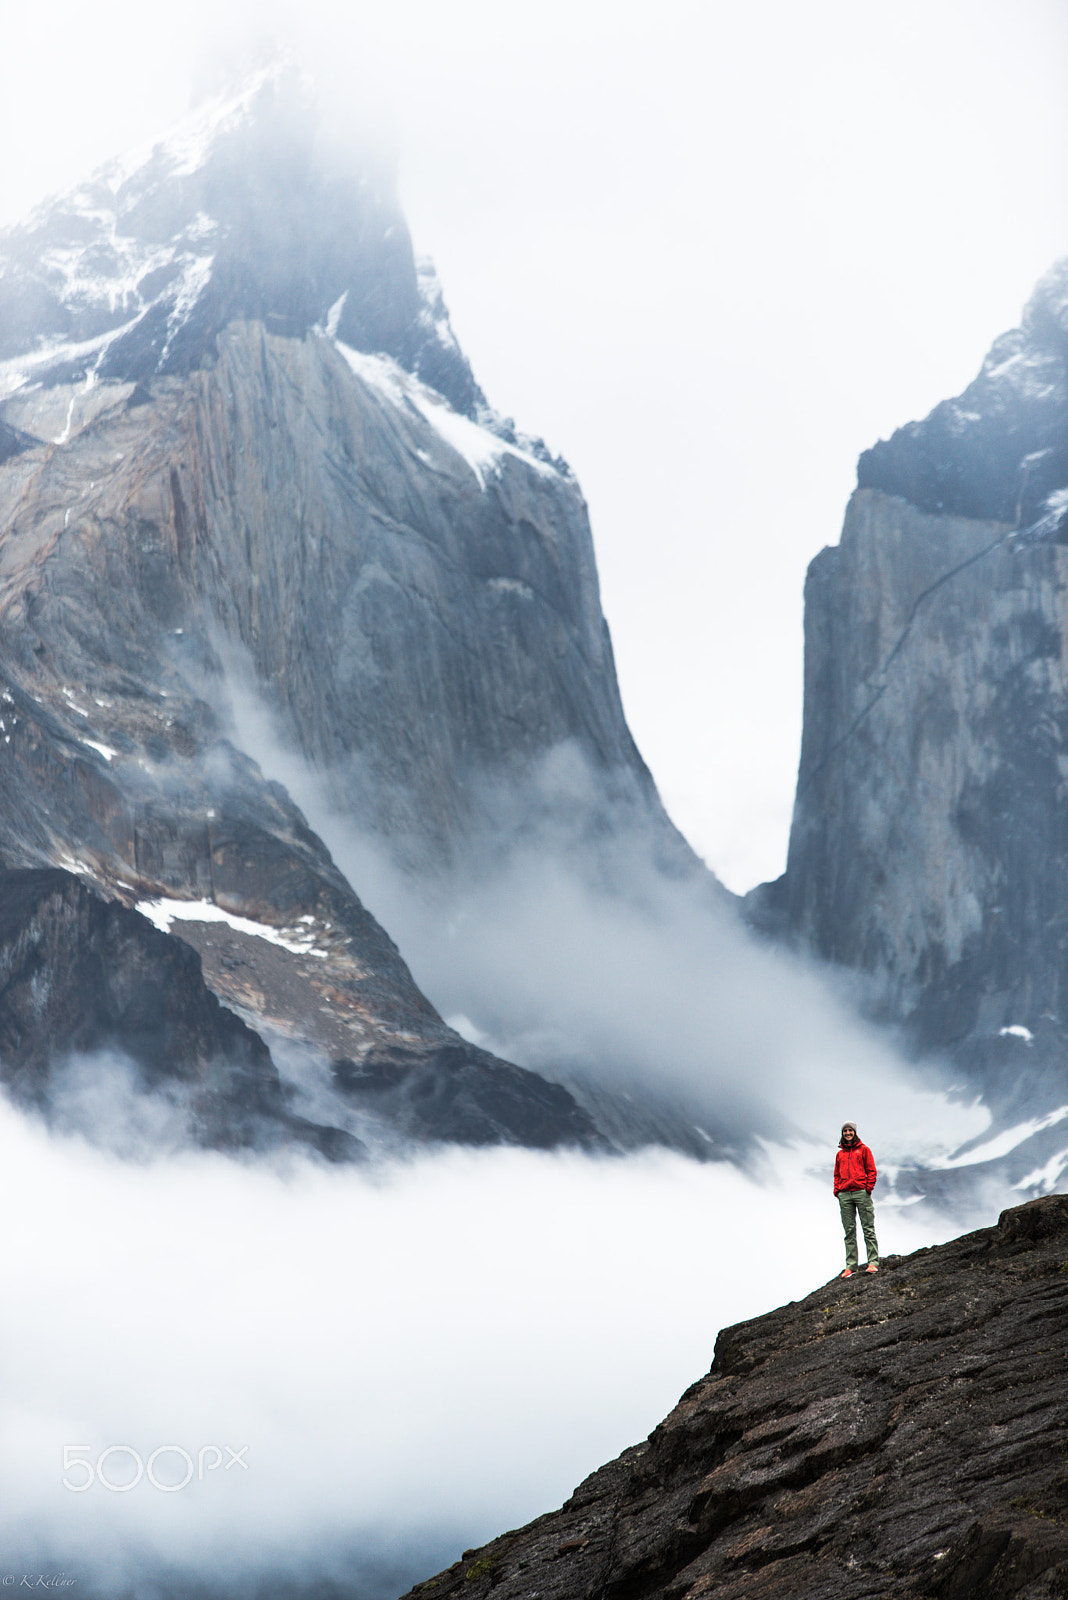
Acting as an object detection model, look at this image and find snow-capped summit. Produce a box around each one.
[0,62,481,418]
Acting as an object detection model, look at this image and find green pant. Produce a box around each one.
[838,1188,878,1269]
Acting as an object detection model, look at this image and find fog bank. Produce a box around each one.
[1,1099,970,1595]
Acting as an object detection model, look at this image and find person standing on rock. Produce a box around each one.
[834,1122,878,1277]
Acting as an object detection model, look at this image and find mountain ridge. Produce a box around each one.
[857,260,1068,528]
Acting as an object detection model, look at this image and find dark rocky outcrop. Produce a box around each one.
[332,1042,597,1149]
[401,1195,1068,1600]
[0,861,597,1153]
[0,417,35,464]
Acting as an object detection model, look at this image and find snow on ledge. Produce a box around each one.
[137,896,328,958]
[332,340,556,489]
[929,1104,1068,1169]
[81,738,117,762]
[1013,1144,1068,1194]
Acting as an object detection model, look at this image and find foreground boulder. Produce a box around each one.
[402,1195,1068,1600]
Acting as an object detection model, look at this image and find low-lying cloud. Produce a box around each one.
[0,1098,967,1596]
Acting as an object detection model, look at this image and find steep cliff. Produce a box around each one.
[402,1194,1068,1600]
[0,68,682,1151]
[761,260,1068,1129]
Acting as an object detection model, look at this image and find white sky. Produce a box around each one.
[3,0,1067,890]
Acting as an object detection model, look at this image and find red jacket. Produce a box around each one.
[834,1141,877,1195]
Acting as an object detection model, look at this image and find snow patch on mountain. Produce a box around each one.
[0,72,289,395]
[325,291,348,338]
[137,896,329,959]
[333,340,558,489]
[930,1104,1068,1169]
[415,256,465,367]
[0,325,136,402]
[1014,1145,1068,1193]
[0,231,218,404]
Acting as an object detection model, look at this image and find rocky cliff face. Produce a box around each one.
[759,261,1068,1130]
[0,67,684,1152]
[402,1194,1068,1600]
[0,310,652,858]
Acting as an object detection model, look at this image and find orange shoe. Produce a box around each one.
[839,1268,853,1278]
[864,1264,878,1274]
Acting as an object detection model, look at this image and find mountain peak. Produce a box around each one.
[856,256,1068,528]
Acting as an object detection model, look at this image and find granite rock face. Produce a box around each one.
[0,310,653,863]
[0,70,676,1153]
[0,66,674,861]
[402,1194,1068,1600]
[760,260,1068,1125]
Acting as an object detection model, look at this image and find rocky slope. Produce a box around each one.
[0,66,688,1152]
[0,862,596,1152]
[752,260,1068,1165]
[0,865,361,1155]
[402,1193,1068,1600]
